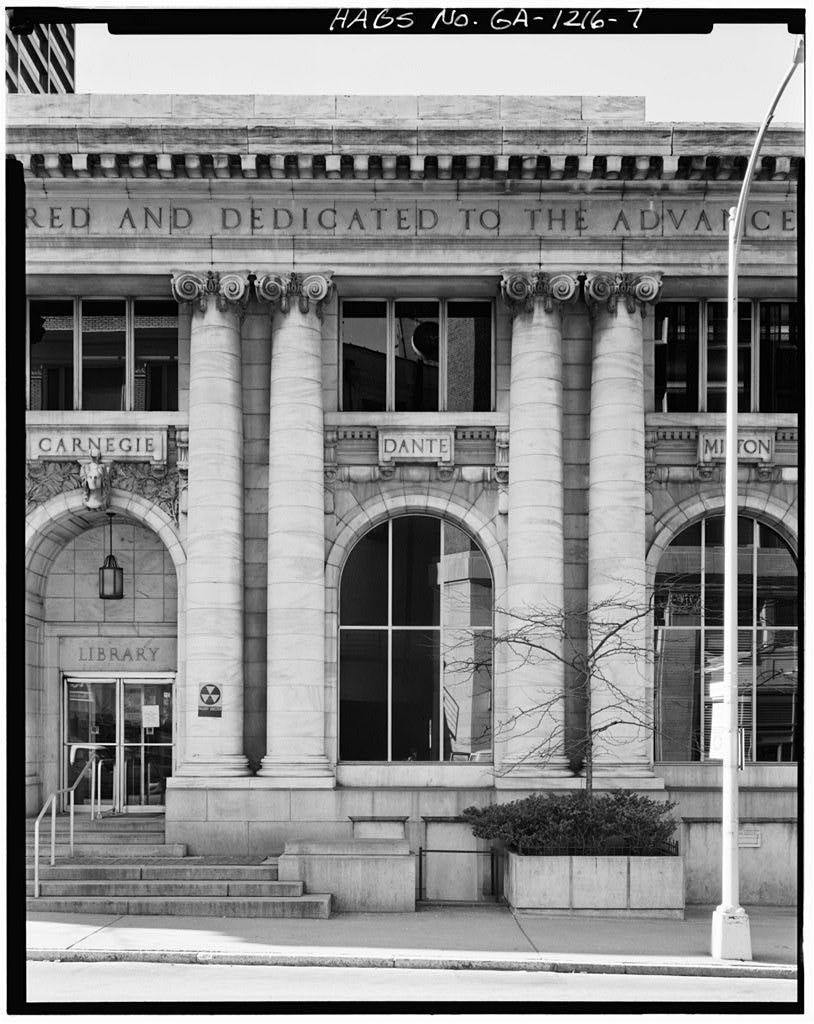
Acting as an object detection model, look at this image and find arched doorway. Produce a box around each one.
[25,497,183,814]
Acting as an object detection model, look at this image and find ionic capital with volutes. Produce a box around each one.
[584,272,662,318]
[171,269,251,316]
[500,271,579,317]
[255,271,334,320]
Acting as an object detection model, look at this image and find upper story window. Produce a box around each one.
[28,298,179,412]
[340,299,493,412]
[654,300,798,414]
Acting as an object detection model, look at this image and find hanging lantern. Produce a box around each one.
[99,512,124,600]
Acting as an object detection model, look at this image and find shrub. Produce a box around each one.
[461,790,678,856]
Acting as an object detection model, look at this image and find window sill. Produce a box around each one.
[646,412,797,429]
[337,762,495,788]
[326,411,508,428]
[26,411,189,426]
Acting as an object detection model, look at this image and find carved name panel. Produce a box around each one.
[60,636,177,672]
[698,431,775,464]
[379,430,454,465]
[27,428,167,463]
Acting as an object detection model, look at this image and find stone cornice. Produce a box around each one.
[171,270,251,314]
[255,272,334,319]
[584,272,663,315]
[500,272,579,316]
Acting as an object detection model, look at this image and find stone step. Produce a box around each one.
[27,894,332,919]
[26,863,279,881]
[28,879,304,898]
[26,843,187,858]
[26,816,165,831]
[27,831,166,844]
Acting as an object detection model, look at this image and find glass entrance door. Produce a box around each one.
[64,675,174,812]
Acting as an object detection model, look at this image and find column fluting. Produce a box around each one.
[256,272,335,786]
[497,271,578,780]
[170,270,251,777]
[584,271,662,778]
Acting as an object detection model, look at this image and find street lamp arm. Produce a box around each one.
[731,38,804,251]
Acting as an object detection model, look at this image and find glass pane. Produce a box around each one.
[702,629,753,760]
[340,522,389,625]
[392,516,440,626]
[122,746,172,806]
[341,300,387,411]
[82,299,126,410]
[394,301,439,412]
[134,300,178,411]
[122,681,173,744]
[654,628,702,760]
[29,299,74,410]
[442,628,492,761]
[392,630,440,761]
[339,630,388,760]
[755,629,798,762]
[446,301,492,412]
[756,526,798,627]
[759,302,798,413]
[440,525,492,629]
[706,301,751,413]
[66,679,117,744]
[656,523,702,627]
[654,302,699,412]
[704,516,754,626]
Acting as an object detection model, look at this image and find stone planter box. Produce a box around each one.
[505,851,684,918]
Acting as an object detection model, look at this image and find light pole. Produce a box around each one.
[710,36,803,961]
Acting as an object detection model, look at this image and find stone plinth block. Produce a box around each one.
[278,839,416,912]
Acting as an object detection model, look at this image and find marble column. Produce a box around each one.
[256,272,335,786]
[584,272,662,779]
[170,270,251,777]
[497,271,578,781]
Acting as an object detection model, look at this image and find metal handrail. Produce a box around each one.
[32,754,103,898]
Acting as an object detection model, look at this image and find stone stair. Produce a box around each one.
[26,814,332,918]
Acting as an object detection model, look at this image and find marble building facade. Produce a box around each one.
[15,94,799,903]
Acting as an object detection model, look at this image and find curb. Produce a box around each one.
[26,948,798,980]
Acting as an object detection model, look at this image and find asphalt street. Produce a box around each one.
[26,961,798,1006]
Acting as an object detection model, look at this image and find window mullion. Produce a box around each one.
[387,298,395,411]
[387,520,393,761]
[751,299,759,412]
[25,300,31,410]
[73,297,81,410]
[699,301,707,413]
[439,300,447,412]
[125,298,134,411]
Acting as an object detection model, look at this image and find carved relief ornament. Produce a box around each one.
[584,272,662,317]
[500,271,578,316]
[171,270,251,316]
[255,272,334,320]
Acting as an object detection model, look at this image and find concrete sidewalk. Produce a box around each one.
[27,904,798,980]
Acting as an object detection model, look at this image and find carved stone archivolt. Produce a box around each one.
[171,270,251,316]
[255,271,334,319]
[500,271,578,316]
[584,272,662,316]
[25,460,181,523]
[26,461,83,514]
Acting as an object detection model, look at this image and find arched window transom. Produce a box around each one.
[339,515,493,763]
[654,515,798,763]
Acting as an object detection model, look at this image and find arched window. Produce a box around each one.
[339,515,493,762]
[654,516,798,763]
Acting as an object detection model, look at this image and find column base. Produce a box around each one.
[588,763,665,790]
[494,757,580,789]
[711,906,752,960]
[257,756,336,789]
[174,755,252,778]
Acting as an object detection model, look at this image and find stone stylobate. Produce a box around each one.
[255,272,336,785]
[170,269,252,776]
